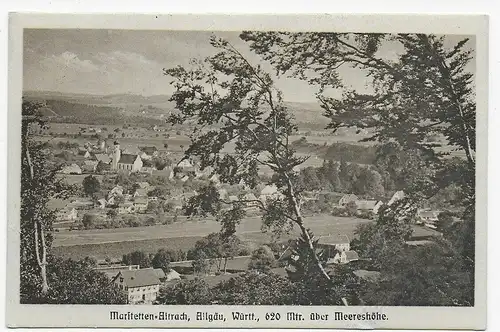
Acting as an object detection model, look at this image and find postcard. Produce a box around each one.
[6,13,488,329]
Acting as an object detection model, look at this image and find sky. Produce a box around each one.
[23,30,475,103]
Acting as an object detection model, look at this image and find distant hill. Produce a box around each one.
[23,91,329,128]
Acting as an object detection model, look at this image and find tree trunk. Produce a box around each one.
[25,136,49,295]
[223,258,228,274]
[285,176,332,282]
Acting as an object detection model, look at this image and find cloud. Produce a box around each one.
[93,51,159,72]
[40,51,99,73]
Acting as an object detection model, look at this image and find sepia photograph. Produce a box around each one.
[7,13,488,329]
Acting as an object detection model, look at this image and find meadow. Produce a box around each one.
[51,214,439,260]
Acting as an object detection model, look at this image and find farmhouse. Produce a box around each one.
[164,269,181,282]
[242,192,259,209]
[118,202,135,214]
[133,197,149,212]
[82,160,98,173]
[333,250,360,264]
[417,210,440,228]
[112,269,161,304]
[318,234,350,256]
[338,194,358,207]
[55,207,78,223]
[177,159,194,169]
[96,198,107,209]
[94,264,140,279]
[60,164,82,175]
[93,153,111,164]
[108,185,124,198]
[259,185,282,202]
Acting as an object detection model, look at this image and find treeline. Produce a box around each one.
[297,161,385,198]
[42,99,164,126]
[323,142,378,164]
[296,142,465,210]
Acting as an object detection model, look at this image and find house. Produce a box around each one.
[108,185,124,198]
[333,250,360,264]
[180,175,190,182]
[355,200,383,214]
[259,185,282,202]
[60,164,82,175]
[177,159,193,168]
[242,192,259,209]
[388,190,405,206]
[94,153,111,164]
[94,265,140,280]
[417,210,440,227]
[118,202,135,214]
[164,269,181,282]
[96,198,107,209]
[149,268,181,283]
[82,160,98,173]
[338,194,358,207]
[133,197,149,213]
[153,268,166,281]
[54,208,78,223]
[112,269,161,304]
[317,234,351,256]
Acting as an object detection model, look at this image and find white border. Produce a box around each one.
[4,11,491,331]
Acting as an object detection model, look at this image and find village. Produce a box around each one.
[44,132,444,305]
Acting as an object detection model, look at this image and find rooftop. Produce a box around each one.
[344,250,360,261]
[119,154,139,164]
[115,269,161,287]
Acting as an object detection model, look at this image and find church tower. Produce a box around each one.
[112,141,121,171]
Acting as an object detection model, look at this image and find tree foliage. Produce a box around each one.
[21,100,75,301]
[164,35,332,281]
[38,256,127,304]
[248,245,277,272]
[240,32,476,304]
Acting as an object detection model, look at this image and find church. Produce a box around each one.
[111,141,143,172]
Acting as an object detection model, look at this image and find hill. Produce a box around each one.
[23,91,329,129]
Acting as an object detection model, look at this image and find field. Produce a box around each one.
[51,214,440,260]
[51,236,202,261]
